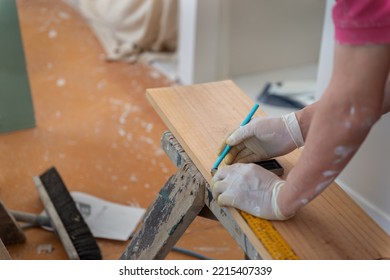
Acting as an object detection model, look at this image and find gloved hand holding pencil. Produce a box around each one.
[218,112,305,165]
[212,111,304,220]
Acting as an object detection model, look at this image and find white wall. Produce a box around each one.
[228,0,324,77]
[317,0,390,234]
[178,0,325,84]
[178,0,228,84]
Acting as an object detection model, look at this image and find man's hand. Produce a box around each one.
[219,112,304,165]
[211,163,293,220]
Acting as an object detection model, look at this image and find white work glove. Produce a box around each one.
[211,163,292,220]
[220,112,304,164]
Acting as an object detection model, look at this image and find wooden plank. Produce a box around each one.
[0,239,11,260]
[0,200,26,245]
[121,162,206,260]
[146,80,390,259]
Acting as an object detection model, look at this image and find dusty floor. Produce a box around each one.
[0,0,243,260]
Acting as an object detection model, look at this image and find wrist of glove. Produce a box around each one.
[219,112,304,165]
[281,112,305,148]
[211,163,294,220]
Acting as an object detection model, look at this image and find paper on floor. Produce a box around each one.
[71,191,145,241]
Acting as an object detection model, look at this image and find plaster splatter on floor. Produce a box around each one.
[129,174,138,183]
[48,29,57,38]
[140,136,154,145]
[56,78,66,87]
[2,0,243,261]
[118,128,126,137]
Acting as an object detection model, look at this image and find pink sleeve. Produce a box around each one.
[332,0,390,45]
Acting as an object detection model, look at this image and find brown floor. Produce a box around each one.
[0,0,243,260]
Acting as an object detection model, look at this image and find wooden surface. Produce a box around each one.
[146,80,390,259]
[121,162,206,260]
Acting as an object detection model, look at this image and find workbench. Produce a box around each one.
[121,80,390,260]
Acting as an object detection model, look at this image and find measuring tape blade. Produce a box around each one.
[240,211,299,260]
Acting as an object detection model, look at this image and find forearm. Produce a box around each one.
[296,71,390,140]
[280,92,380,215]
[278,44,390,216]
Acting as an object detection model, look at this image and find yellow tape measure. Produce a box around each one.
[240,211,299,260]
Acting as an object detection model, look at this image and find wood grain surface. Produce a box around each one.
[146,80,390,259]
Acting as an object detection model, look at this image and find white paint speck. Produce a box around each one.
[301,198,309,205]
[56,78,66,87]
[130,174,138,183]
[47,63,53,69]
[129,174,138,183]
[350,106,355,116]
[144,183,151,189]
[55,111,61,118]
[140,136,153,145]
[142,122,154,133]
[315,178,333,195]
[323,170,338,177]
[119,111,130,124]
[333,146,354,164]
[162,167,170,174]
[48,29,57,39]
[111,175,118,181]
[58,11,70,20]
[118,128,126,137]
[124,103,141,113]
